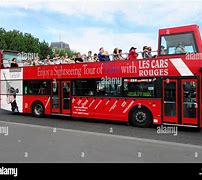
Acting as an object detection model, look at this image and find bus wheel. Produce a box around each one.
[129,107,152,128]
[32,102,44,118]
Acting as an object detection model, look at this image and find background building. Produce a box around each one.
[50,41,70,50]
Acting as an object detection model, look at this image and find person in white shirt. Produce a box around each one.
[175,42,186,54]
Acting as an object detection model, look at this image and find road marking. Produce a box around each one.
[1,120,202,150]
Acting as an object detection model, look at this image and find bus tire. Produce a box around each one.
[129,107,152,128]
[32,101,45,118]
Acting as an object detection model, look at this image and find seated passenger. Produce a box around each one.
[10,58,18,68]
[33,57,40,66]
[82,54,87,62]
[147,46,153,58]
[98,47,110,61]
[24,58,32,66]
[93,53,99,62]
[175,42,186,54]
[128,47,138,60]
[87,51,93,62]
[113,48,119,60]
[160,45,166,55]
[44,55,51,65]
[142,46,149,59]
[118,49,125,60]
[75,52,83,63]
[63,54,70,64]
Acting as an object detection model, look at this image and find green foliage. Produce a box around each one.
[39,40,53,59]
[0,28,52,59]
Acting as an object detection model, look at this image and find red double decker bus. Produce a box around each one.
[1,24,202,128]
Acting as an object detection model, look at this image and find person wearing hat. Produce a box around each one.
[147,46,153,58]
[175,42,186,54]
[128,47,138,61]
[142,46,150,59]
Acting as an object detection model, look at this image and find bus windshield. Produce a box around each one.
[160,32,198,55]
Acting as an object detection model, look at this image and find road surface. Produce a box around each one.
[0,110,202,162]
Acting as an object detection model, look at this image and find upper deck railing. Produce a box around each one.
[1,51,158,68]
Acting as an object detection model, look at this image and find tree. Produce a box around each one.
[0,28,51,59]
[39,41,53,59]
[0,27,76,59]
[0,28,7,50]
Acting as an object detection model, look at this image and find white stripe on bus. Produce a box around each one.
[45,97,51,109]
[170,58,194,76]
[94,99,102,109]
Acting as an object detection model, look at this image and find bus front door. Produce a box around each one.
[163,79,178,124]
[181,79,198,125]
[163,78,199,126]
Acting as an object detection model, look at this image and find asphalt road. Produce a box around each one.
[1,109,202,162]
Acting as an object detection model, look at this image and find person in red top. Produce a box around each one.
[128,47,138,60]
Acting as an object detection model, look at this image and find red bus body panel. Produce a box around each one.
[71,97,162,124]
[22,58,200,80]
[23,96,51,115]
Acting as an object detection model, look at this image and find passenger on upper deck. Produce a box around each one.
[160,45,166,55]
[113,48,119,60]
[175,42,186,54]
[93,53,99,62]
[128,47,138,60]
[82,54,87,62]
[63,54,70,64]
[118,49,125,60]
[142,46,149,59]
[75,52,83,63]
[98,47,110,61]
[44,55,51,65]
[147,46,153,58]
[87,51,93,62]
[10,58,18,68]
[33,57,40,66]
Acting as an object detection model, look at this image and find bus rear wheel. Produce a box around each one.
[32,102,44,118]
[129,107,152,128]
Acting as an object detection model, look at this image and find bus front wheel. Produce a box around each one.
[129,107,152,128]
[32,102,44,118]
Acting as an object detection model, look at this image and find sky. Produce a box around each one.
[0,0,202,54]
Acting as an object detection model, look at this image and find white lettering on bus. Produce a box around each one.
[121,61,137,74]
[139,59,168,69]
[138,59,168,77]
[83,64,96,75]
[54,66,82,77]
[139,69,168,76]
[37,67,50,77]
